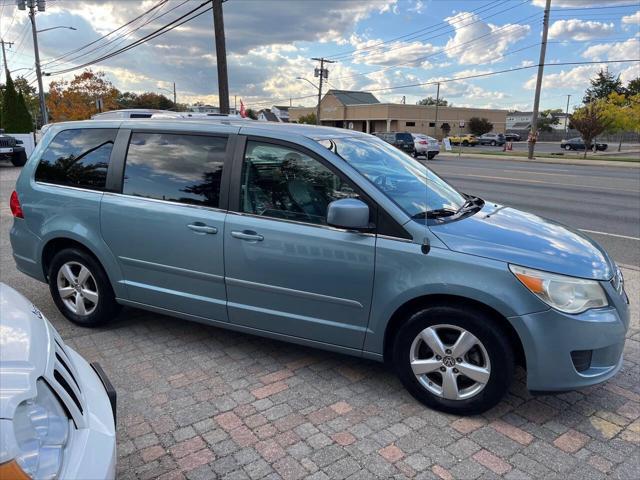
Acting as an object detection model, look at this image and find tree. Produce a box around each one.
[16,91,34,132]
[625,77,640,97]
[584,68,624,103]
[601,91,640,151]
[296,112,317,124]
[570,101,611,158]
[537,109,561,132]
[14,76,39,124]
[418,96,449,107]
[47,69,119,121]
[245,108,258,120]
[1,73,21,133]
[117,91,175,110]
[440,122,451,137]
[468,117,493,136]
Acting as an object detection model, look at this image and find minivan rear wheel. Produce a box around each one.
[392,306,514,415]
[48,248,121,327]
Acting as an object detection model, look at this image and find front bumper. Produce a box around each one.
[510,298,629,392]
[60,348,116,480]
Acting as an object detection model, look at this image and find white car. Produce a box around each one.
[411,133,440,159]
[0,283,116,479]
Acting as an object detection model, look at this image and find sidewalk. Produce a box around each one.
[438,151,640,168]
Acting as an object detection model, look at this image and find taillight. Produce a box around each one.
[419,140,428,144]
[10,190,24,219]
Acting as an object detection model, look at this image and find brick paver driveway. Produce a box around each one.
[1,165,638,479]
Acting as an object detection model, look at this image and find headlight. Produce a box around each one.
[12,380,69,479]
[509,265,608,314]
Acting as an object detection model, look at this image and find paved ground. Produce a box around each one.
[460,142,640,158]
[1,163,639,480]
[428,156,640,267]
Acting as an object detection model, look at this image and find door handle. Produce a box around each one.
[231,230,264,242]
[187,223,218,234]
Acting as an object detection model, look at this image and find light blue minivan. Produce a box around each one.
[10,120,629,414]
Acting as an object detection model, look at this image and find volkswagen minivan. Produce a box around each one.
[10,120,629,414]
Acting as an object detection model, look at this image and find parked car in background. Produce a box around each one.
[448,134,478,146]
[411,133,440,159]
[9,120,629,415]
[477,133,505,146]
[373,131,415,155]
[560,137,608,151]
[0,130,27,167]
[504,132,521,142]
[0,283,116,479]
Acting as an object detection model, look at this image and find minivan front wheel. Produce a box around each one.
[48,248,121,327]
[393,306,514,415]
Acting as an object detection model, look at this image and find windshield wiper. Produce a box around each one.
[411,208,457,219]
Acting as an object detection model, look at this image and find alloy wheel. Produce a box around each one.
[56,261,99,316]
[409,324,491,401]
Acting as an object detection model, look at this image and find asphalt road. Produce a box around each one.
[428,155,640,267]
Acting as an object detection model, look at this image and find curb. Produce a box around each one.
[437,152,640,168]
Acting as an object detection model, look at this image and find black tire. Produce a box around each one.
[564,144,572,151]
[48,248,121,327]
[11,151,27,167]
[427,153,436,160]
[462,140,469,146]
[392,306,514,415]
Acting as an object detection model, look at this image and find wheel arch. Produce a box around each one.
[40,235,126,299]
[382,294,526,369]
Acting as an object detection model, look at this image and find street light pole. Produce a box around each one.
[434,82,441,138]
[1,39,14,76]
[564,94,571,139]
[28,2,48,125]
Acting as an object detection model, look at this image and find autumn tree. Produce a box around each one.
[602,91,640,151]
[47,69,119,121]
[570,101,611,159]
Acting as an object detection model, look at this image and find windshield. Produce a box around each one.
[318,136,466,218]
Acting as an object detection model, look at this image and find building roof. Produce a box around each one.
[273,105,289,111]
[511,121,531,129]
[259,109,280,122]
[327,90,380,106]
[508,111,533,116]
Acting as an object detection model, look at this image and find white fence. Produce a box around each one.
[11,133,36,157]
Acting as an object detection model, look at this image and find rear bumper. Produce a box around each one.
[510,303,629,392]
[60,348,116,480]
[10,218,45,282]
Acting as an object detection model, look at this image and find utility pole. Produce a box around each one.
[17,0,48,125]
[434,82,441,138]
[1,40,14,76]
[527,0,551,159]
[311,57,335,126]
[173,81,177,106]
[564,94,571,139]
[212,0,229,114]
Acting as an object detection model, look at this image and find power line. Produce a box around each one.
[329,0,531,63]
[40,0,170,67]
[549,4,638,11]
[331,11,542,82]
[45,0,213,76]
[326,0,509,61]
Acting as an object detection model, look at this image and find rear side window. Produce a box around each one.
[35,128,117,191]
[123,132,227,208]
[396,133,413,143]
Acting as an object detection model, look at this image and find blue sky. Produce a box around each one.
[1,0,638,113]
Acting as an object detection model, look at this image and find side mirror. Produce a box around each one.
[327,198,370,230]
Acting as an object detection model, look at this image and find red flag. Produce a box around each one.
[240,100,247,118]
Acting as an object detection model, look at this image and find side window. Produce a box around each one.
[123,132,227,208]
[240,141,358,226]
[35,128,117,191]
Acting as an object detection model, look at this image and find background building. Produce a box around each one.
[290,90,508,138]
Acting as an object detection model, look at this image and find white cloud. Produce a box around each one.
[443,12,530,65]
[582,37,640,60]
[532,0,637,7]
[524,64,604,90]
[549,19,615,41]
[348,34,440,67]
[520,60,535,67]
[622,11,640,25]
